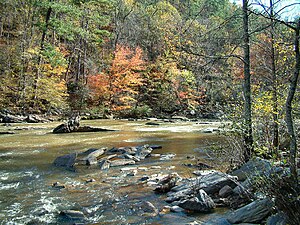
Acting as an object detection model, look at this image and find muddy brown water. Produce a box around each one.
[0,119,228,224]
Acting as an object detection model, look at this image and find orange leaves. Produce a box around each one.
[88,73,109,104]
[88,45,145,111]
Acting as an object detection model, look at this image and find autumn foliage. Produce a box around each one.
[88,45,144,111]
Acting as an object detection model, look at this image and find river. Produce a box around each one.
[0,119,227,224]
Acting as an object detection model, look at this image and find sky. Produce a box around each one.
[230,0,300,21]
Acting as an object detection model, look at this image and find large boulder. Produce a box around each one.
[227,198,274,224]
[230,157,272,181]
[178,190,216,212]
[53,115,80,133]
[172,171,237,195]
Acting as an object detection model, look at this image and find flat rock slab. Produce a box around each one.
[227,198,274,224]
[110,159,136,167]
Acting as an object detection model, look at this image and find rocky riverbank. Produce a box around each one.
[53,144,298,224]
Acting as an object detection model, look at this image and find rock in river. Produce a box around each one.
[178,190,216,212]
[227,198,274,224]
[154,173,180,193]
[171,170,237,195]
[79,148,106,165]
[98,159,110,170]
[110,159,136,167]
[134,145,153,160]
[53,153,77,168]
[0,131,15,135]
[139,201,159,216]
[60,210,86,220]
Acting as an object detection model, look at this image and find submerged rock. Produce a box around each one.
[145,122,160,126]
[202,217,231,225]
[0,131,15,135]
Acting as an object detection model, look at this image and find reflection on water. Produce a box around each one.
[0,119,225,224]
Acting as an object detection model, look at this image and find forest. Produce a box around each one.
[0,0,300,224]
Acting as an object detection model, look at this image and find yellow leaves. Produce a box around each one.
[252,88,285,120]
[27,47,39,55]
[124,0,135,6]
[52,65,67,76]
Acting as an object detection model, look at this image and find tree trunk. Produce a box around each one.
[242,0,253,162]
[285,18,300,182]
[270,0,279,155]
[32,3,52,107]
